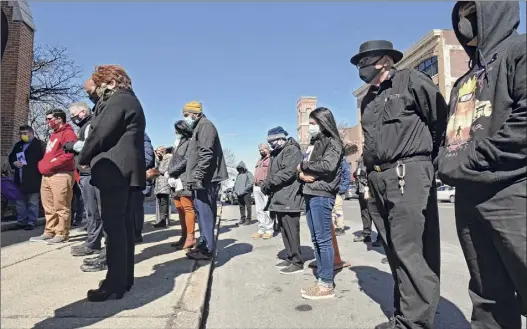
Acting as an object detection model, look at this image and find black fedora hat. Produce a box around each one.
[350,40,404,66]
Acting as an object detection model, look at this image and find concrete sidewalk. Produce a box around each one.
[0,207,217,329]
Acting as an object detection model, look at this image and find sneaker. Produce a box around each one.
[353,235,371,242]
[262,233,273,240]
[243,219,251,226]
[83,256,102,266]
[29,233,53,242]
[335,228,346,236]
[301,282,335,300]
[46,235,68,245]
[275,260,291,268]
[15,222,27,230]
[186,249,213,261]
[80,261,107,272]
[252,232,263,239]
[24,224,35,231]
[280,264,303,275]
[152,222,168,228]
[372,239,382,247]
[71,246,101,257]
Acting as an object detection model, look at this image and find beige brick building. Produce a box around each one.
[1,1,35,159]
[351,29,470,170]
[296,96,318,152]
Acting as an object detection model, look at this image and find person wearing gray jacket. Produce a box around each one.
[153,146,173,228]
[234,161,254,226]
[261,126,305,275]
[181,101,228,261]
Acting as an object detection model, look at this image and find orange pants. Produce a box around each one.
[173,196,195,236]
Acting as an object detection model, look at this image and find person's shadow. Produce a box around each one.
[32,257,194,329]
[350,266,470,329]
[214,238,253,268]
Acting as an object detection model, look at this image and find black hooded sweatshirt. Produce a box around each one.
[437,1,526,187]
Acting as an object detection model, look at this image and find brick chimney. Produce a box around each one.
[1,1,35,160]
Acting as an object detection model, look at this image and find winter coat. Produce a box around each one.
[168,136,192,197]
[261,138,304,213]
[233,161,253,197]
[154,153,172,195]
[8,138,45,194]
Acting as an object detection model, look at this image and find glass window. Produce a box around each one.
[415,56,438,77]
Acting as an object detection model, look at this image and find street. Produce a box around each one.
[203,200,525,329]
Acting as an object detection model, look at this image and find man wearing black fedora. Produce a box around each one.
[350,40,448,329]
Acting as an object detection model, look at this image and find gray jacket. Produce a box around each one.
[168,137,192,197]
[185,115,229,185]
[262,138,304,213]
[233,161,253,196]
[154,153,172,195]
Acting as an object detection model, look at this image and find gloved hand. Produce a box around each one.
[260,182,270,196]
[190,180,204,191]
[63,142,75,153]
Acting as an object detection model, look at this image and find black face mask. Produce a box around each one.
[259,151,266,157]
[71,115,81,126]
[88,93,100,105]
[458,11,477,45]
[359,57,383,83]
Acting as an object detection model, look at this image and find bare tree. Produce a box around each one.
[29,45,84,141]
[223,147,237,169]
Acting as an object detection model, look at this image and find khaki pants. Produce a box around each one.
[332,193,344,229]
[41,172,75,237]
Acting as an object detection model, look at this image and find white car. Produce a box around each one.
[437,185,455,203]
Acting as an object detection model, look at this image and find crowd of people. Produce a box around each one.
[4,1,525,328]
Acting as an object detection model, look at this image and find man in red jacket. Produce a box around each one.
[30,109,77,244]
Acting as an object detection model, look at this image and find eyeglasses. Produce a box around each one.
[357,56,382,69]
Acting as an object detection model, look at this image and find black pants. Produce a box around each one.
[99,186,138,291]
[358,192,373,237]
[368,160,440,329]
[455,180,527,329]
[70,182,84,223]
[79,175,103,250]
[155,193,170,225]
[238,193,252,222]
[273,212,303,267]
[133,192,145,239]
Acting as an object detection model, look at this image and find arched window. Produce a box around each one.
[415,56,438,77]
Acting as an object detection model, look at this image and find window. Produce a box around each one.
[415,56,438,77]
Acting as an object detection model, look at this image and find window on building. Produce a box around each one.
[415,56,438,77]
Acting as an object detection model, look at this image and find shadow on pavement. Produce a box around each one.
[276,246,315,262]
[350,265,470,329]
[214,238,253,269]
[32,257,194,329]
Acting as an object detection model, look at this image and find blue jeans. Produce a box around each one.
[305,195,335,285]
[16,193,40,226]
[193,183,220,252]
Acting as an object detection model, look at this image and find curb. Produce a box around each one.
[1,217,46,232]
[169,204,223,329]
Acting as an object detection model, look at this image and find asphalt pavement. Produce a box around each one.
[203,200,525,329]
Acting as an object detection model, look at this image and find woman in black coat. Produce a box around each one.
[297,107,343,300]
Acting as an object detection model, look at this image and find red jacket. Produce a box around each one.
[38,124,77,176]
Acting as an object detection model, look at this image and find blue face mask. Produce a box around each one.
[308,124,320,137]
[183,116,194,127]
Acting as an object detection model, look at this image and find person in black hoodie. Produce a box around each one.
[79,65,146,302]
[64,102,103,257]
[261,127,305,275]
[437,2,526,328]
[297,107,343,300]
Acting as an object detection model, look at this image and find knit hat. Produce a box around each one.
[267,126,288,143]
[182,101,203,114]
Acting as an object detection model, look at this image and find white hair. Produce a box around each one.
[68,102,91,115]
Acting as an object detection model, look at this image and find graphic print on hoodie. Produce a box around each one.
[38,124,77,176]
[438,1,526,187]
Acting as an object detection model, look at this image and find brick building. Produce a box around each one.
[296,96,317,152]
[351,29,470,168]
[1,1,35,160]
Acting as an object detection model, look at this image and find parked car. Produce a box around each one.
[437,185,455,203]
[345,184,359,200]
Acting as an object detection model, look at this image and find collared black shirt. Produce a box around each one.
[360,69,448,172]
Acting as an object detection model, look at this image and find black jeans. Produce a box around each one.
[238,193,252,222]
[358,192,373,237]
[368,160,440,329]
[79,175,103,250]
[133,192,145,239]
[98,186,137,291]
[70,182,84,223]
[155,193,170,225]
[456,180,527,329]
[273,212,303,267]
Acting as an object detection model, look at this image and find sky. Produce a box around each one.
[31,1,526,170]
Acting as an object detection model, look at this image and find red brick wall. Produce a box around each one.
[1,2,34,158]
[450,49,470,79]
